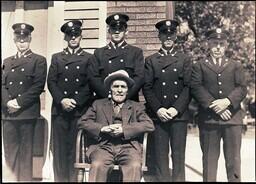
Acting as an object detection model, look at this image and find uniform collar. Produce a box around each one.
[158,46,177,57]
[63,47,84,55]
[16,49,32,59]
[108,40,128,50]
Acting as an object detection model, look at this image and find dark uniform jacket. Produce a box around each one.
[143,48,192,120]
[78,98,155,157]
[2,50,47,120]
[191,55,247,125]
[47,48,93,117]
[88,41,144,101]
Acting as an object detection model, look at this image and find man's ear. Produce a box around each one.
[28,35,32,43]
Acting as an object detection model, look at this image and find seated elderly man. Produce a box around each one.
[78,70,155,182]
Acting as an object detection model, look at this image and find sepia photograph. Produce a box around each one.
[1,1,255,182]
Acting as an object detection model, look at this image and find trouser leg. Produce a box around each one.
[153,121,171,182]
[88,145,115,182]
[199,124,221,182]
[52,115,69,182]
[223,125,242,182]
[170,121,187,181]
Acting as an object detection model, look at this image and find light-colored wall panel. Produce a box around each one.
[64,10,99,19]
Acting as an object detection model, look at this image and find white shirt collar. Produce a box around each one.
[111,40,125,49]
[68,47,80,54]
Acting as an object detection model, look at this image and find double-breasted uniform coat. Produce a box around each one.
[2,49,47,181]
[47,48,93,182]
[191,55,247,182]
[88,41,144,101]
[143,48,192,181]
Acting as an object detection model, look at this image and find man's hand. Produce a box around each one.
[157,107,173,122]
[7,99,21,114]
[209,98,231,114]
[100,125,113,133]
[109,124,123,137]
[61,98,77,112]
[219,109,232,121]
[167,107,178,119]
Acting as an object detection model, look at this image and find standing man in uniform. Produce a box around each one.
[143,19,192,182]
[191,28,247,182]
[2,23,47,181]
[47,20,93,182]
[89,13,144,102]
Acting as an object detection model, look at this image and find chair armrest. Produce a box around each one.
[75,129,84,164]
[142,132,148,171]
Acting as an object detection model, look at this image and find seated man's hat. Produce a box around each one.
[12,23,34,36]
[104,70,134,90]
[61,20,82,37]
[106,13,129,29]
[206,28,229,40]
[155,19,179,34]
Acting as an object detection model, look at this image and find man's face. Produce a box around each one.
[110,80,128,104]
[108,26,127,44]
[159,32,176,50]
[208,39,228,58]
[66,34,82,49]
[14,35,31,52]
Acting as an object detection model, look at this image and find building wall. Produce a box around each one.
[107,1,167,57]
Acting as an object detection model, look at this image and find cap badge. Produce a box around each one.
[166,21,171,26]
[216,28,222,33]
[114,15,119,20]
[68,22,73,27]
[21,24,26,29]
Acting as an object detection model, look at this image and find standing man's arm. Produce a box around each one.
[190,62,215,109]
[127,48,145,99]
[2,62,9,108]
[88,52,108,98]
[142,58,162,113]
[16,57,47,109]
[171,56,192,115]
[47,55,65,104]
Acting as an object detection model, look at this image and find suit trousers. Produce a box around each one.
[198,123,242,182]
[153,120,188,182]
[88,141,142,182]
[51,114,79,182]
[3,119,36,181]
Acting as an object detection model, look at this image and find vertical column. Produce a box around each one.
[166,1,175,19]
[42,1,65,181]
[98,1,107,47]
[14,1,24,23]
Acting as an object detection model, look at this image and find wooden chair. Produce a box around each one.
[74,129,149,182]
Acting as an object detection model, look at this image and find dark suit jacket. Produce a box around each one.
[47,48,93,117]
[191,55,247,125]
[88,41,144,101]
[2,50,47,120]
[78,98,155,157]
[143,48,192,121]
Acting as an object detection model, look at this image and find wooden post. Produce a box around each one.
[166,1,175,19]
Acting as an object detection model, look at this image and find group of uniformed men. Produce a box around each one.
[2,12,247,182]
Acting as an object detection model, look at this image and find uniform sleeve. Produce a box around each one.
[1,61,10,108]
[77,101,104,139]
[47,55,65,104]
[227,62,247,109]
[16,57,47,108]
[173,55,192,114]
[142,57,162,113]
[190,61,215,109]
[127,48,145,99]
[122,103,155,140]
[88,51,108,98]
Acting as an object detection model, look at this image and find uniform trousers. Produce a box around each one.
[198,123,242,182]
[3,119,36,181]
[51,114,79,182]
[153,120,187,182]
[88,140,142,182]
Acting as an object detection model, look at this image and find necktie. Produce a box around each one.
[72,49,75,54]
[113,103,121,115]
[167,50,170,55]
[216,58,221,66]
